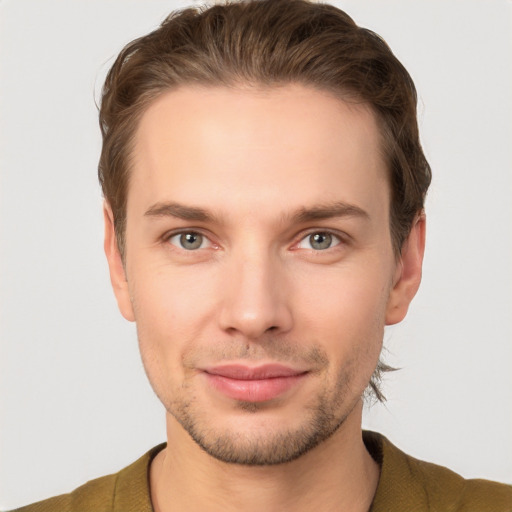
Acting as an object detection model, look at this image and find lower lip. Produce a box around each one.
[204,373,307,402]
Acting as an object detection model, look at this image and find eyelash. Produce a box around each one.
[163,229,347,253]
[294,230,344,251]
[165,230,215,251]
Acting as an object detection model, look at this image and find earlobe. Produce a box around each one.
[385,213,426,326]
[103,202,135,322]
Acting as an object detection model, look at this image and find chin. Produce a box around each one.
[168,387,358,466]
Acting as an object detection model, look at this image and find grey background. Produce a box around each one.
[1,0,511,508]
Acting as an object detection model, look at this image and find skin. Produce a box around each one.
[104,84,425,512]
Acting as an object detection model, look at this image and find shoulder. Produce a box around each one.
[364,431,512,512]
[8,444,165,512]
[409,454,512,511]
[9,473,117,512]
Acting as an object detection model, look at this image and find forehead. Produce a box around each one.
[128,84,388,222]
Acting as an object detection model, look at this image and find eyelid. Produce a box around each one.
[163,229,216,250]
[293,229,347,250]
[161,227,349,251]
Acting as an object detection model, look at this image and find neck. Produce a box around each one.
[150,401,379,512]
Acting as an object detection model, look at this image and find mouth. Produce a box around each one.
[202,364,309,402]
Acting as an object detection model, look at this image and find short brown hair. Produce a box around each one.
[98,0,431,401]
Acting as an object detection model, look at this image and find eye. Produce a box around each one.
[297,231,341,251]
[168,231,211,250]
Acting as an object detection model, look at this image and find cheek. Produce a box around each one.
[128,262,223,369]
[131,263,211,323]
[294,262,391,360]
[129,268,203,398]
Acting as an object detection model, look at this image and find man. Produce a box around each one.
[8,0,511,510]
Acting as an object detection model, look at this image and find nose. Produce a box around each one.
[218,251,293,339]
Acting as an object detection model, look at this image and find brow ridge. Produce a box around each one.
[144,200,369,225]
[144,202,214,222]
[291,201,370,223]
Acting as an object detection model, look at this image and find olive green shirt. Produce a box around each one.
[11,432,512,511]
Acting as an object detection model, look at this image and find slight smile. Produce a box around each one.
[202,364,309,402]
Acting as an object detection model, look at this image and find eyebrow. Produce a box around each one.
[144,202,217,222]
[144,200,369,224]
[291,201,370,224]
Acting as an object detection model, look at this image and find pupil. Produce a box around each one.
[311,232,331,250]
[180,232,202,250]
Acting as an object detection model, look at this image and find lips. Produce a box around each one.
[202,364,308,402]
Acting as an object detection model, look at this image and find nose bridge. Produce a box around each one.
[218,242,293,338]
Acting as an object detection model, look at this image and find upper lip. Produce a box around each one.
[203,364,307,380]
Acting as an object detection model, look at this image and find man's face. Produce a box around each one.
[106,84,421,465]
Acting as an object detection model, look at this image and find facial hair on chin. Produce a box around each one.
[156,343,364,466]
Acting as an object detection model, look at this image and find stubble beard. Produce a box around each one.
[137,325,378,467]
[162,364,360,466]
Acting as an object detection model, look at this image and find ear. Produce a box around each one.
[386,213,426,325]
[103,202,135,322]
